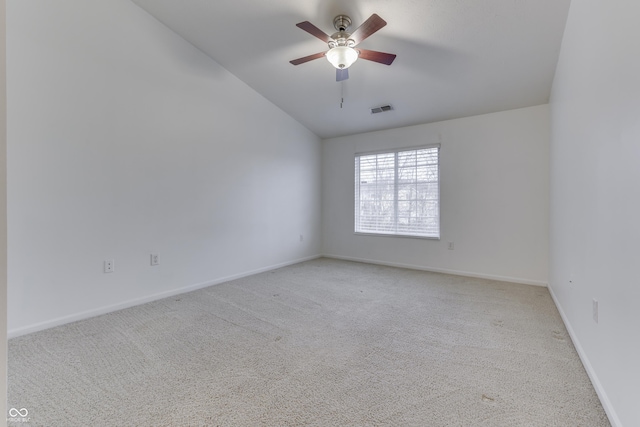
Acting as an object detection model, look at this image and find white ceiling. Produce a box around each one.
[130,0,572,139]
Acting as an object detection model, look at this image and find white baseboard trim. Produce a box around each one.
[8,254,322,339]
[322,254,548,287]
[547,285,621,427]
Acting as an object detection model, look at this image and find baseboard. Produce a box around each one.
[547,285,621,427]
[8,254,322,339]
[322,254,548,287]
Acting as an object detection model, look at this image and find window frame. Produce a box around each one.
[354,144,441,240]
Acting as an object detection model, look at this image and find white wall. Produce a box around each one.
[322,105,549,285]
[549,0,640,425]
[6,0,321,336]
[1,0,7,421]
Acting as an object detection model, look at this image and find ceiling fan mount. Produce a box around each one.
[333,15,352,32]
[290,13,397,81]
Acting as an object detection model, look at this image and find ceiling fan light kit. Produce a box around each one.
[290,13,396,81]
[326,46,359,69]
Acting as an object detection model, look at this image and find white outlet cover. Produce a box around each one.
[104,259,114,273]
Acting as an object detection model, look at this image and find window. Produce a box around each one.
[354,146,440,238]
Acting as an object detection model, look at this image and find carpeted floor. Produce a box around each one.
[8,258,609,426]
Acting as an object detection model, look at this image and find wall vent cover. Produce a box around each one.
[370,105,393,114]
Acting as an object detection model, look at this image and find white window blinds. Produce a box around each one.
[355,146,440,238]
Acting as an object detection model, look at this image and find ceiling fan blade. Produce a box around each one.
[296,21,332,43]
[350,14,387,46]
[290,52,326,66]
[357,49,396,65]
[336,68,349,82]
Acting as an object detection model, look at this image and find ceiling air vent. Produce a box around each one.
[371,105,393,114]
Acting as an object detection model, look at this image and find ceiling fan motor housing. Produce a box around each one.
[328,33,355,48]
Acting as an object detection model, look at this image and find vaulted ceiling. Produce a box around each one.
[131,0,572,139]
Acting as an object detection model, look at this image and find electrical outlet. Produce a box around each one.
[592,299,598,323]
[448,242,454,250]
[104,259,114,273]
[151,254,159,266]
[300,234,304,242]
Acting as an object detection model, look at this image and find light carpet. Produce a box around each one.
[8,258,609,426]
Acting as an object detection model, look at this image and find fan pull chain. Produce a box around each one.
[340,81,344,109]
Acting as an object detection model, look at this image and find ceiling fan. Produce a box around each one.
[290,14,397,82]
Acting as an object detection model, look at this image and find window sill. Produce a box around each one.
[354,232,440,240]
